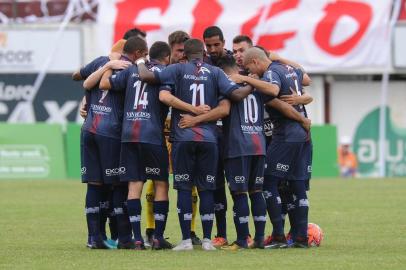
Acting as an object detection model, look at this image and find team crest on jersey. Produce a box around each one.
[197,66,210,75]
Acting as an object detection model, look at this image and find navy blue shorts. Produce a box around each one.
[265,141,308,181]
[224,155,265,192]
[81,130,121,184]
[120,142,169,182]
[172,141,218,191]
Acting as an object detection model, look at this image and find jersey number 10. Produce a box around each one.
[133,81,148,109]
[243,94,258,123]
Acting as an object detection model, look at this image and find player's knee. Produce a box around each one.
[127,181,144,199]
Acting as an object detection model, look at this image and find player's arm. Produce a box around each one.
[136,59,159,84]
[72,70,83,81]
[179,99,231,128]
[229,73,280,97]
[280,88,313,106]
[228,84,254,102]
[84,60,130,90]
[159,89,210,115]
[267,98,311,131]
[269,52,312,86]
[79,96,87,118]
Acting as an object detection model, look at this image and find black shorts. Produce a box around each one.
[265,141,308,181]
[172,141,218,191]
[224,155,265,192]
[119,142,169,182]
[81,130,121,184]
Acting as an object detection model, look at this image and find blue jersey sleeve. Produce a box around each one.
[109,68,130,91]
[80,56,106,79]
[159,84,173,93]
[154,64,179,85]
[263,69,282,88]
[216,68,239,97]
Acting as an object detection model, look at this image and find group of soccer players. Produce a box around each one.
[73,25,313,251]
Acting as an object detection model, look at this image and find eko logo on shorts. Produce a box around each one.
[255,177,264,184]
[146,167,160,175]
[276,163,290,172]
[234,176,246,184]
[174,174,190,182]
[105,167,126,176]
[81,167,87,175]
[206,175,215,183]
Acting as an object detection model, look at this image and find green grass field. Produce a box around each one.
[0,178,405,270]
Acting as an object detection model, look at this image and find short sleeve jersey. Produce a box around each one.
[80,56,124,139]
[109,60,169,145]
[264,62,308,142]
[154,60,238,143]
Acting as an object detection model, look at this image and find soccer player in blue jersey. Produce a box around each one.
[137,38,254,251]
[99,41,195,250]
[202,26,234,247]
[232,47,312,248]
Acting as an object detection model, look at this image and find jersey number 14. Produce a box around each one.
[133,81,148,109]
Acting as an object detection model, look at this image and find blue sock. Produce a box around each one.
[127,199,142,242]
[232,193,249,247]
[213,186,227,238]
[99,185,111,241]
[85,184,103,242]
[285,184,297,239]
[177,190,192,240]
[153,200,169,241]
[199,190,215,240]
[113,185,132,243]
[249,192,267,242]
[290,181,309,241]
[108,189,118,241]
[263,176,284,237]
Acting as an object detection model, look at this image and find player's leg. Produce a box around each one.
[143,143,173,250]
[99,184,110,241]
[190,186,201,245]
[81,130,107,249]
[196,142,218,251]
[144,179,155,247]
[221,157,250,250]
[113,183,133,249]
[172,142,195,251]
[212,185,228,247]
[107,185,118,244]
[248,156,267,249]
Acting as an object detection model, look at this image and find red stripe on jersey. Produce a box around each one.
[90,114,101,134]
[192,127,204,142]
[131,106,143,142]
[251,133,263,155]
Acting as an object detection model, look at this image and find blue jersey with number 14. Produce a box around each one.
[154,60,238,143]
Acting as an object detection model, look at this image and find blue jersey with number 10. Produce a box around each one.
[154,60,238,143]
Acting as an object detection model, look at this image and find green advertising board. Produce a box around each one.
[0,124,66,179]
[65,124,82,179]
[311,125,339,177]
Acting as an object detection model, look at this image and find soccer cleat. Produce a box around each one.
[248,239,264,249]
[247,235,254,247]
[292,237,309,248]
[152,238,174,250]
[172,239,193,251]
[143,228,154,248]
[264,235,288,249]
[134,240,146,250]
[117,240,136,249]
[221,241,246,251]
[191,231,202,245]
[212,236,228,247]
[87,239,109,249]
[202,238,217,251]
[104,239,118,249]
[263,235,273,246]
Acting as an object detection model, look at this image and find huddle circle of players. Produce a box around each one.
[72,26,313,251]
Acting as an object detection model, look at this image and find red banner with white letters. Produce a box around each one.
[97,0,393,73]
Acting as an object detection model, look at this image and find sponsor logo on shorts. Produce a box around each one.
[255,177,264,184]
[276,163,290,172]
[81,167,86,175]
[146,167,160,175]
[174,174,190,182]
[105,167,126,176]
[234,176,246,184]
[206,175,215,183]
[307,165,312,173]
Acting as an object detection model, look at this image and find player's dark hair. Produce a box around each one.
[123,27,146,40]
[168,30,190,48]
[203,26,224,41]
[217,55,237,71]
[254,45,270,58]
[233,35,253,46]
[184,39,204,59]
[149,41,171,60]
[123,36,147,54]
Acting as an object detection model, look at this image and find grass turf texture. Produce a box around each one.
[0,178,405,270]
